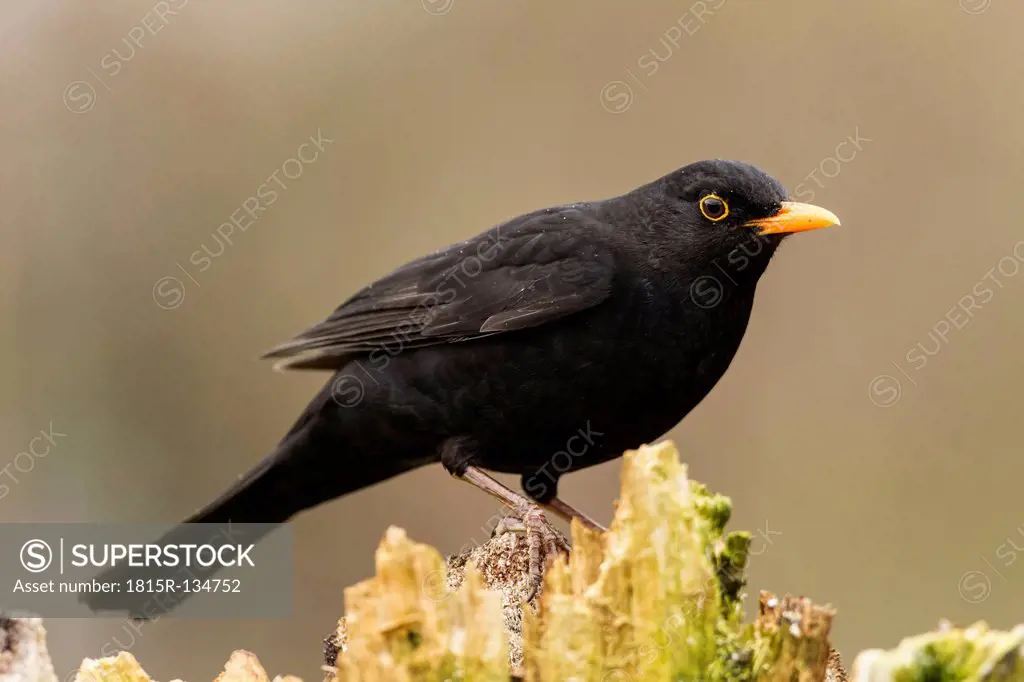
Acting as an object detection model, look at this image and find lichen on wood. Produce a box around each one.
[334,526,509,682]
[330,440,843,682]
[6,440,1024,682]
[75,651,156,682]
[523,441,742,681]
[69,649,293,682]
[852,621,1024,681]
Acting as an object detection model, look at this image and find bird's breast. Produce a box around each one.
[364,278,759,474]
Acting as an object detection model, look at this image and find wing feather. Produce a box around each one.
[263,206,616,370]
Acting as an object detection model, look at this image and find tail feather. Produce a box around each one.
[79,443,298,618]
[81,378,418,617]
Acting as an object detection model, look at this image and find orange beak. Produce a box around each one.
[745,201,841,235]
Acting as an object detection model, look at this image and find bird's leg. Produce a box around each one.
[457,466,569,600]
[501,499,606,534]
[543,497,607,533]
[518,471,607,533]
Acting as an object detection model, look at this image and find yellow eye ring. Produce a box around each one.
[699,194,730,222]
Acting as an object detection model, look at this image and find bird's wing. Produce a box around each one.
[263,207,616,370]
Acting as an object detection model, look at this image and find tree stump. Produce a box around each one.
[4,441,1023,681]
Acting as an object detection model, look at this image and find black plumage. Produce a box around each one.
[84,159,839,615]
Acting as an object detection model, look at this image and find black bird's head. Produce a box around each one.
[637,159,840,284]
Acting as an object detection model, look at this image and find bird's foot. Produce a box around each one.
[492,505,570,602]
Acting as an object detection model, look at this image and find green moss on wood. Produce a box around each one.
[854,622,1024,682]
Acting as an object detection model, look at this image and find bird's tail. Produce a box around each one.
[80,378,416,617]
[181,428,314,527]
[79,434,306,618]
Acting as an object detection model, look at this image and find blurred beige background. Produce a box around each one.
[3,0,1024,678]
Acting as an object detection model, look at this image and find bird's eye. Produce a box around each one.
[699,194,729,222]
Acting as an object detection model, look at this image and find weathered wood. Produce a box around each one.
[851,621,1024,681]
[4,440,1024,682]
[0,618,57,682]
[756,593,840,682]
[329,441,841,681]
[334,526,509,682]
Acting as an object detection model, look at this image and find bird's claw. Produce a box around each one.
[491,515,528,537]
[492,505,570,602]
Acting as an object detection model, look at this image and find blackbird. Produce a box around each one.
[84,159,839,615]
